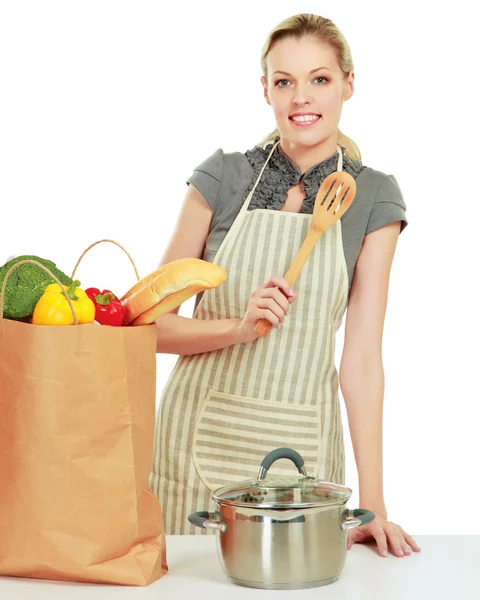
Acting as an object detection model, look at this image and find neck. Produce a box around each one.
[279,136,339,175]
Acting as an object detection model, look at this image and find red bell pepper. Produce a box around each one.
[84,288,125,326]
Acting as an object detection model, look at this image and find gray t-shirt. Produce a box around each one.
[187,141,408,309]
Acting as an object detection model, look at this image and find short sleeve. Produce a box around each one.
[365,173,408,236]
[186,148,224,211]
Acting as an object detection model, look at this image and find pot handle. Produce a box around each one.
[257,447,308,481]
[188,511,227,533]
[341,509,376,532]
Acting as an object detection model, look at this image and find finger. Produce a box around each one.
[387,533,405,558]
[402,530,421,552]
[397,532,411,555]
[257,298,286,323]
[372,528,389,558]
[287,292,298,304]
[347,529,360,550]
[385,527,406,558]
[261,280,298,306]
[259,287,291,313]
[263,276,295,298]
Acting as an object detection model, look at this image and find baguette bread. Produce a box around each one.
[120,258,227,325]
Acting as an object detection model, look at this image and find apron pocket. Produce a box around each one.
[192,389,323,492]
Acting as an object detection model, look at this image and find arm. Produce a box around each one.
[155,183,243,355]
[339,221,401,517]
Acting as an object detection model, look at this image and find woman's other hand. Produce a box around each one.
[237,276,298,343]
[347,514,421,558]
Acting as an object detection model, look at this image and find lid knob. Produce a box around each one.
[257,447,309,481]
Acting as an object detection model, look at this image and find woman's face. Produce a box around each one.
[261,35,354,148]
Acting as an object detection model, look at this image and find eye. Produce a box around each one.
[274,79,290,88]
[314,76,329,84]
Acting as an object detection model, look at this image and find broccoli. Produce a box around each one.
[0,255,73,320]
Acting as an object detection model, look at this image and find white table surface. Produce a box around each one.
[0,535,479,600]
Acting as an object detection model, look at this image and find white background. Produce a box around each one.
[1,1,478,535]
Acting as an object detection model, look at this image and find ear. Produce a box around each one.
[344,72,355,101]
[261,76,271,106]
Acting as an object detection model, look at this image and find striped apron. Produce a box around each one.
[150,141,349,535]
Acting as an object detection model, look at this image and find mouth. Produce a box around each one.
[289,114,322,126]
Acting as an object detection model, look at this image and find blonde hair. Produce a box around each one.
[256,13,361,161]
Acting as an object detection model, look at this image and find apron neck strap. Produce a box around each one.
[239,140,279,213]
[336,144,343,172]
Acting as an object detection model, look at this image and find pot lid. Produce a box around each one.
[212,448,352,509]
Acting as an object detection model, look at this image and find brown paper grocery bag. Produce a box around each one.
[0,250,168,585]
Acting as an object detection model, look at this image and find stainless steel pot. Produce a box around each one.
[188,447,375,590]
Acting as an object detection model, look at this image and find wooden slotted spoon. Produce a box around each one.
[253,171,357,337]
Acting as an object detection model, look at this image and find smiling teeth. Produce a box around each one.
[291,115,319,122]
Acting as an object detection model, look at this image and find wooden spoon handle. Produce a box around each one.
[254,319,273,337]
[284,229,322,286]
[254,230,322,336]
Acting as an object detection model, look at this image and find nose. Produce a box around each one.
[292,84,311,106]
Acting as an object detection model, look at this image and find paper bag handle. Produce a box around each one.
[0,259,79,325]
[71,239,140,282]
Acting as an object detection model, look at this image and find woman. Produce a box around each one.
[150,13,420,558]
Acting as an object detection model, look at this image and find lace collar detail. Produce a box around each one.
[243,138,365,213]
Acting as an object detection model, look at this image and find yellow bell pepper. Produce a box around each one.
[32,280,95,326]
